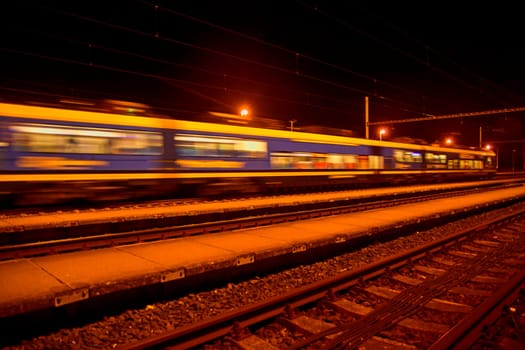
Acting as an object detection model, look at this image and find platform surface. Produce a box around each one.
[1,184,524,318]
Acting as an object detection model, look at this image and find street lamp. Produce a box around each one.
[289,119,297,131]
[240,108,249,118]
[512,149,516,172]
[379,129,385,141]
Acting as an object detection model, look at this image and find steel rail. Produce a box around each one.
[0,185,517,261]
[118,208,525,349]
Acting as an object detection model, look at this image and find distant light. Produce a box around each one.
[113,106,145,114]
[59,99,95,106]
[240,108,249,117]
[10,124,123,138]
[378,128,386,141]
[445,138,453,145]
[485,144,492,150]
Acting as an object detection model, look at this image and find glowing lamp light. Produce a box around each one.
[485,144,492,150]
[379,128,386,141]
[240,108,249,117]
[445,138,453,145]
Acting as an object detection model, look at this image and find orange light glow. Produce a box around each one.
[378,128,386,141]
[240,108,249,117]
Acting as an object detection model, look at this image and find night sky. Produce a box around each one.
[2,1,525,167]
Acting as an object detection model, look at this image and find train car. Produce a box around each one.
[171,119,496,195]
[0,101,496,205]
[0,102,174,204]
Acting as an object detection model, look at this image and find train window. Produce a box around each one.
[342,154,359,168]
[393,150,422,163]
[368,155,384,169]
[448,159,459,169]
[9,123,162,155]
[410,152,422,162]
[0,123,7,168]
[175,134,267,158]
[270,152,294,168]
[110,132,163,155]
[425,152,447,164]
[448,159,484,169]
[327,154,344,169]
[0,122,8,148]
[236,140,267,158]
[270,152,318,169]
[270,152,370,169]
[475,160,483,169]
[460,160,483,169]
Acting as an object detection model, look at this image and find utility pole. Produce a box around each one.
[512,149,516,172]
[289,119,297,131]
[365,96,369,139]
[479,126,482,148]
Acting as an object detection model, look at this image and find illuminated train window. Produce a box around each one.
[270,152,381,169]
[425,152,447,164]
[175,134,267,158]
[448,158,484,169]
[393,150,423,163]
[459,159,484,169]
[9,124,163,155]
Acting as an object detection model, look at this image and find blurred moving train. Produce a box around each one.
[0,100,496,205]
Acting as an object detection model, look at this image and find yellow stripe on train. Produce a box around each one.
[175,159,245,168]
[16,156,108,169]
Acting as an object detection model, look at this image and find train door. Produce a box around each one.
[484,155,495,169]
[0,122,8,170]
[163,130,176,168]
[369,146,385,169]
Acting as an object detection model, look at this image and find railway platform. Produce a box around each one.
[1,182,525,321]
[0,180,517,236]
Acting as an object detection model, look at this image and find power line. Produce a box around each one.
[24,29,369,112]
[38,5,439,114]
[139,0,422,99]
[1,46,367,123]
[0,85,205,117]
[1,43,361,120]
[7,2,521,138]
[368,107,525,126]
[297,1,512,107]
[10,6,432,116]
[0,47,234,109]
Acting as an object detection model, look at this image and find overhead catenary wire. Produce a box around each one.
[4,9,430,121]
[137,0,463,117]
[297,0,513,107]
[15,4,448,113]
[4,1,523,136]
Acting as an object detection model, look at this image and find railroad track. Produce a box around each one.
[0,183,520,261]
[3,178,520,216]
[469,286,525,349]
[120,209,525,349]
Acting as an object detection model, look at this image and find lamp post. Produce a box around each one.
[496,147,499,169]
[379,128,386,141]
[289,119,297,131]
[479,126,483,149]
[512,149,516,172]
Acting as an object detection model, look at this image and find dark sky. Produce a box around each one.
[2,1,525,155]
